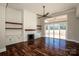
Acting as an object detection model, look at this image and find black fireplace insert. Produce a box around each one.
[27,34,34,44]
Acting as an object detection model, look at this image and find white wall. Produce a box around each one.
[5,7,23,45]
[0,5,6,52]
[0,5,5,19]
[6,7,22,23]
[23,10,37,41]
[67,11,79,43]
[23,10,37,29]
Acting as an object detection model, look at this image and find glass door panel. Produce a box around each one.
[60,30,66,39]
[60,22,67,39]
[54,24,60,39]
[49,24,54,38]
[53,24,60,49]
[45,22,67,49]
[54,30,59,39]
[45,25,50,37]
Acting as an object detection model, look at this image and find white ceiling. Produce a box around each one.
[1,3,79,15]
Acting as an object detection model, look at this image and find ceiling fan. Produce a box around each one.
[37,6,52,19]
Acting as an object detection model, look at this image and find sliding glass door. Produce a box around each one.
[45,22,67,49]
[44,15,67,49]
[45,22,67,39]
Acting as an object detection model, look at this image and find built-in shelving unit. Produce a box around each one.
[37,25,42,30]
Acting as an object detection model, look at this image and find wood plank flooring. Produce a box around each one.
[0,37,79,56]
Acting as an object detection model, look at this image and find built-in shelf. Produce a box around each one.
[5,21,23,30]
[5,21,23,25]
[25,29,36,31]
[37,28,42,30]
[37,25,42,27]
[5,28,22,29]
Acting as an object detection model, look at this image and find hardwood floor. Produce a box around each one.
[0,37,79,56]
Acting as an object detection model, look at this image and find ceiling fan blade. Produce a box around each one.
[38,15,52,19]
[46,16,52,18]
[38,16,50,19]
[45,12,49,16]
[37,17,42,19]
[42,12,49,17]
[47,12,49,15]
[36,14,43,16]
[37,16,43,18]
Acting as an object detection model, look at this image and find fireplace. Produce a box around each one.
[27,34,34,44]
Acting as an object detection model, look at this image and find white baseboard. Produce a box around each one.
[0,47,6,52]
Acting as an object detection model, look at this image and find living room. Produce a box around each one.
[0,3,79,56]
